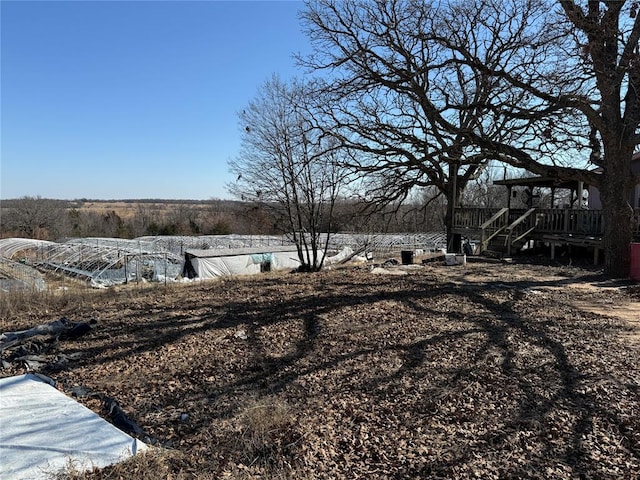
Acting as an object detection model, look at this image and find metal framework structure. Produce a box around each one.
[134,235,294,256]
[0,238,182,288]
[0,257,46,292]
[0,238,56,260]
[0,232,446,291]
[34,238,184,287]
[0,239,53,292]
[325,233,446,256]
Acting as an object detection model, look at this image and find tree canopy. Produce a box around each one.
[228,76,349,271]
[299,0,640,276]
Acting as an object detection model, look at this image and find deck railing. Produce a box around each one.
[479,208,509,251]
[456,208,605,236]
[505,208,538,254]
[534,209,604,236]
[455,207,640,238]
[453,207,503,229]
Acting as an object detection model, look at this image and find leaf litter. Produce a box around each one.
[1,260,639,479]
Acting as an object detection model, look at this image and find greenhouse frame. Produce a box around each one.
[0,232,446,291]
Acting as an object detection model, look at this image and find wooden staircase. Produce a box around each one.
[481,208,538,256]
[452,205,634,264]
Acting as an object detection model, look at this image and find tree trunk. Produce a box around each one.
[600,149,635,278]
[445,162,461,252]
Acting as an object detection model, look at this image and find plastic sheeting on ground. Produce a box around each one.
[0,374,146,479]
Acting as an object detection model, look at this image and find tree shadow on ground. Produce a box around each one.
[49,269,640,477]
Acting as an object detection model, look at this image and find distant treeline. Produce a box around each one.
[0,198,232,208]
[0,196,447,241]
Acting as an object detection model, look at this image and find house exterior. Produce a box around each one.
[587,152,640,209]
[452,152,640,263]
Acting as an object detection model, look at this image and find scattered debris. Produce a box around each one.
[234,329,248,340]
[71,384,158,445]
[1,318,95,347]
[421,252,446,264]
[370,267,408,275]
[0,318,96,372]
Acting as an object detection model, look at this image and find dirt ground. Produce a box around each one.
[1,257,640,479]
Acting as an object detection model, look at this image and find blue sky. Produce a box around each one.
[1,0,309,200]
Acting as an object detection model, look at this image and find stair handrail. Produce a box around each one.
[480,207,509,230]
[480,207,509,252]
[505,208,537,255]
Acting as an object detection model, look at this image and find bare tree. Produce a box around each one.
[1,196,68,239]
[460,163,508,209]
[436,0,640,276]
[228,76,349,271]
[299,0,535,249]
[301,0,639,276]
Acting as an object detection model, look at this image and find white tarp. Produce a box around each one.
[0,374,146,479]
[271,250,304,270]
[187,246,304,279]
[192,255,262,278]
[324,246,370,264]
[325,246,354,264]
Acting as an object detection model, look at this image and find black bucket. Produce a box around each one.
[401,250,414,265]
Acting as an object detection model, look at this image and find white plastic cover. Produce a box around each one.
[270,251,303,270]
[190,251,302,279]
[325,246,354,264]
[191,255,261,278]
[0,374,146,479]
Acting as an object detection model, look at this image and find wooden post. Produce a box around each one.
[577,181,584,208]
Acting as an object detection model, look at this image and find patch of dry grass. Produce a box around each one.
[0,281,172,330]
[48,399,307,480]
[0,286,99,326]
[237,397,304,471]
[49,448,189,480]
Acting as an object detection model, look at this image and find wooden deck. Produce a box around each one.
[453,207,640,260]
